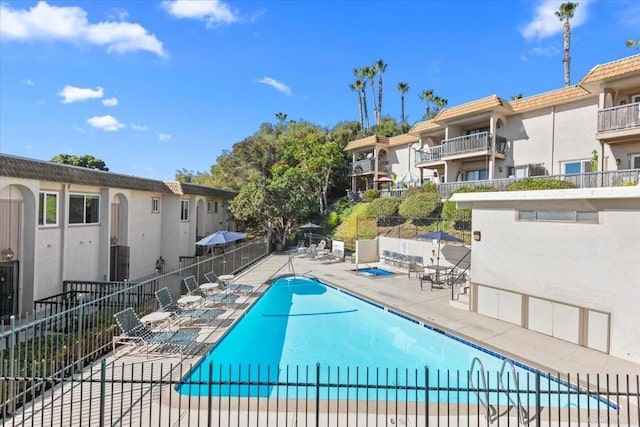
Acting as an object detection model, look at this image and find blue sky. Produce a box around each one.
[1,0,638,181]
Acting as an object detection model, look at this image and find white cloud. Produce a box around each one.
[131,123,148,131]
[102,97,118,107]
[21,78,35,86]
[521,0,589,41]
[0,1,167,58]
[161,0,238,27]
[257,77,292,96]
[107,8,129,21]
[158,133,172,141]
[529,46,561,57]
[87,115,125,131]
[58,85,104,103]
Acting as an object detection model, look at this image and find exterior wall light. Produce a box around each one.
[2,247,14,261]
[473,231,481,242]
[616,158,621,166]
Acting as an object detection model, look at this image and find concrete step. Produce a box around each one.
[449,298,469,311]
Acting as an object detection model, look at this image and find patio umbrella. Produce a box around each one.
[196,230,247,246]
[417,231,464,283]
[299,222,323,231]
[373,176,394,183]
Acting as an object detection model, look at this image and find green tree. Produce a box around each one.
[419,90,448,120]
[374,59,387,124]
[511,93,523,100]
[555,2,579,87]
[627,38,640,50]
[398,192,441,220]
[353,68,370,129]
[362,66,378,125]
[397,82,409,124]
[51,154,109,171]
[349,80,365,131]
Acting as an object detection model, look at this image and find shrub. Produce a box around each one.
[333,203,377,250]
[441,186,496,222]
[507,178,577,191]
[401,187,422,199]
[325,211,340,229]
[362,189,380,202]
[365,197,401,218]
[420,183,438,193]
[621,180,638,186]
[398,192,441,219]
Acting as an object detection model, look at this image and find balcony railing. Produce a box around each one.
[415,132,506,164]
[348,158,387,175]
[348,169,640,200]
[598,102,640,133]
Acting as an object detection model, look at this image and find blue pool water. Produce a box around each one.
[355,266,396,276]
[179,276,610,408]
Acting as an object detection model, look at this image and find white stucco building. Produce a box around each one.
[451,186,640,364]
[0,154,236,317]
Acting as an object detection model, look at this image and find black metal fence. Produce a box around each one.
[2,361,638,426]
[0,239,269,419]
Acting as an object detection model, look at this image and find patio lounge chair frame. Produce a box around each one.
[155,287,224,324]
[184,275,239,304]
[113,307,198,356]
[204,271,255,295]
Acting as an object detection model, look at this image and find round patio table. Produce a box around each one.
[199,282,218,291]
[219,274,235,283]
[140,311,172,327]
[177,295,202,305]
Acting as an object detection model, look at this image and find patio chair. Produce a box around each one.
[205,271,255,295]
[317,249,344,264]
[184,275,239,305]
[113,307,198,355]
[155,287,224,323]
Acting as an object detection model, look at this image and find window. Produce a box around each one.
[38,192,58,226]
[214,201,219,213]
[507,165,529,178]
[69,194,100,224]
[632,94,640,104]
[207,201,213,213]
[517,210,598,223]
[631,154,640,169]
[180,199,189,221]
[151,197,160,213]
[562,160,592,175]
[466,169,488,181]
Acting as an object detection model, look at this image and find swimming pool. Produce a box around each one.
[178,276,610,408]
[354,266,396,276]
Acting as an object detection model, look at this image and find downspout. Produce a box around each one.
[550,106,556,174]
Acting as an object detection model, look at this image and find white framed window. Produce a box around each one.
[517,210,598,223]
[180,199,189,221]
[151,197,160,213]
[207,201,213,213]
[561,160,592,175]
[631,94,640,104]
[69,194,100,224]
[38,191,58,226]
[507,165,529,178]
[466,169,488,181]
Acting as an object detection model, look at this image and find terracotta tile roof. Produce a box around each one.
[580,55,640,85]
[388,133,419,146]
[408,121,443,135]
[433,95,512,121]
[510,86,592,112]
[344,135,389,151]
[168,181,236,199]
[0,154,235,198]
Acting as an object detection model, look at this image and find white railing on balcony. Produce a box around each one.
[415,132,506,164]
[349,158,387,174]
[598,102,640,133]
[348,169,640,201]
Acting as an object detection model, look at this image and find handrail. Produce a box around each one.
[469,357,495,423]
[499,359,530,425]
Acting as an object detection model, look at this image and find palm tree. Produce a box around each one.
[374,59,387,124]
[555,2,579,87]
[349,81,364,130]
[361,66,378,125]
[419,89,434,120]
[397,82,409,124]
[353,68,370,129]
[627,38,640,50]
[275,112,287,125]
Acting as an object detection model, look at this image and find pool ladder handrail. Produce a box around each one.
[469,357,496,423]
[499,358,530,425]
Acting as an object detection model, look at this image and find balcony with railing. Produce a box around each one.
[348,169,640,201]
[597,102,640,136]
[415,132,507,165]
[348,158,388,175]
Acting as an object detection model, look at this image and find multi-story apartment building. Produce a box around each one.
[0,154,236,317]
[346,54,640,198]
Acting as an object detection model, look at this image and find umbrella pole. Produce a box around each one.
[436,241,441,283]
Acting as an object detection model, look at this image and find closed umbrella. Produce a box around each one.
[417,231,464,284]
[196,230,247,246]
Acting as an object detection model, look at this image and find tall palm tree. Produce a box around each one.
[361,66,378,125]
[353,68,370,129]
[374,59,388,124]
[555,2,579,87]
[419,89,434,120]
[397,82,409,124]
[349,81,364,130]
[275,112,287,124]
